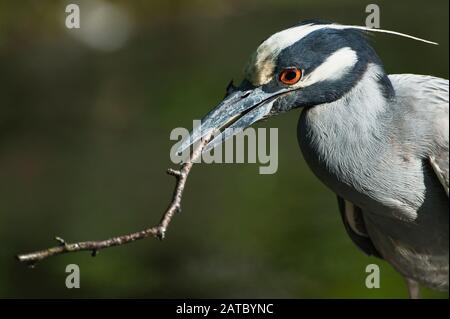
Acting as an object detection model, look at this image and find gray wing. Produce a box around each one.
[337,196,383,258]
[389,74,449,197]
[430,151,449,196]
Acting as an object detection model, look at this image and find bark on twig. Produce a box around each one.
[16,136,210,266]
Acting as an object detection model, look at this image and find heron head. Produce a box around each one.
[176,20,436,154]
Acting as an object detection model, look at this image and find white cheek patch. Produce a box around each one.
[298,47,358,87]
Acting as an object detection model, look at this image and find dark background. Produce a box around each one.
[0,0,448,298]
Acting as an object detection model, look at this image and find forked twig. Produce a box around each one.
[16,136,211,266]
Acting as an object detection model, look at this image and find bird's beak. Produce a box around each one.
[177,86,284,156]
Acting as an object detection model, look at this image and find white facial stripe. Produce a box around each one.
[247,23,436,85]
[257,23,329,60]
[247,23,325,85]
[257,23,436,64]
[299,47,358,87]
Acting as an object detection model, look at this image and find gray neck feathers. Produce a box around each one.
[299,64,393,183]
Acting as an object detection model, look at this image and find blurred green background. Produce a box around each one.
[0,0,448,298]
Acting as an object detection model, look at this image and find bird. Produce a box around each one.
[177,20,449,298]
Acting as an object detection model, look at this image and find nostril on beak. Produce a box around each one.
[241,91,251,99]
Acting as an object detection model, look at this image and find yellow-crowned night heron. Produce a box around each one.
[177,20,449,298]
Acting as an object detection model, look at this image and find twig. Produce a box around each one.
[16,136,211,266]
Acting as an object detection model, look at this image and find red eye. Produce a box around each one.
[279,68,302,85]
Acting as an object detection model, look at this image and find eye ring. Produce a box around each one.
[279,68,302,85]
